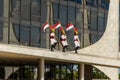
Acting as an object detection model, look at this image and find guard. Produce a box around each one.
[60,27,68,52]
[50,26,58,51]
[74,28,80,53]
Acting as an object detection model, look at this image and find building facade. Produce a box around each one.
[0,0,119,80]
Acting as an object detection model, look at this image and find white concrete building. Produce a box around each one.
[0,0,119,80]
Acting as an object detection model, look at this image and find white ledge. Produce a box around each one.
[0,43,120,67]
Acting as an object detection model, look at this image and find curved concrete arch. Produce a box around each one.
[2,0,19,44]
[94,65,119,80]
[78,0,119,58]
[5,67,18,79]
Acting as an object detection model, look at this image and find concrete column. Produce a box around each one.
[84,65,92,80]
[38,58,45,80]
[46,0,50,48]
[3,0,9,43]
[79,64,92,80]
[40,0,50,48]
[78,64,84,80]
[83,0,90,47]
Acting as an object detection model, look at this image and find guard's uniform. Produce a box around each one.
[74,28,80,53]
[43,22,58,51]
[50,28,57,51]
[61,35,68,47]
[60,27,68,52]
[50,32,57,45]
[74,35,80,48]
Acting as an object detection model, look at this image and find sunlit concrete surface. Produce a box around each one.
[0,43,120,68]
[78,0,119,58]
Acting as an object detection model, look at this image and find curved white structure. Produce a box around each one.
[94,65,119,80]
[78,0,120,79]
[78,0,119,58]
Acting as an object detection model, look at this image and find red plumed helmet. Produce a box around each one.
[60,27,64,31]
[60,27,65,35]
[74,27,78,32]
[50,25,55,29]
[74,27,78,35]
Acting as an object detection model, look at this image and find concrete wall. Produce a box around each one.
[94,65,119,80]
[78,0,119,58]
[78,0,120,80]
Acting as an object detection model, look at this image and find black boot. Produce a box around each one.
[51,45,54,51]
[65,46,68,52]
[75,47,80,53]
[77,46,80,49]
[63,46,65,52]
[54,42,58,49]
[75,47,77,53]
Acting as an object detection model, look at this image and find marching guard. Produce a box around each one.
[42,22,58,51]
[43,21,81,53]
[74,28,80,53]
[50,26,58,51]
[60,27,68,52]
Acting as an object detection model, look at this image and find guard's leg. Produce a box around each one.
[51,45,54,51]
[75,47,77,53]
[75,46,80,53]
[54,42,58,49]
[65,45,67,51]
[63,46,65,52]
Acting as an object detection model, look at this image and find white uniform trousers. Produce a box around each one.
[61,35,68,47]
[50,39,57,45]
[74,41,80,48]
[61,41,68,46]
[74,35,80,48]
